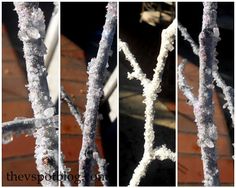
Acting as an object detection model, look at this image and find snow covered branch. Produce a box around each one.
[197,3,220,186]
[119,40,149,86]
[61,87,109,186]
[60,152,71,187]
[178,21,234,126]
[178,60,197,106]
[178,21,199,55]
[3,116,58,143]
[14,2,58,186]
[153,145,176,161]
[178,2,223,186]
[61,87,84,128]
[78,2,117,186]
[120,19,176,186]
[93,151,109,186]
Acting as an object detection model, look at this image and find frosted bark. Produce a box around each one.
[61,87,84,129]
[212,65,234,126]
[61,87,108,186]
[14,3,58,186]
[60,152,71,187]
[120,19,176,186]
[178,3,221,186]
[197,3,220,186]
[2,116,58,144]
[178,22,199,55]
[78,2,117,186]
[93,151,109,186]
[178,60,198,105]
[178,22,234,126]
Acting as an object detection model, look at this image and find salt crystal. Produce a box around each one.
[3,132,13,144]
[204,138,214,148]
[43,107,55,118]
[223,103,227,109]
[27,28,40,39]
[14,117,26,120]
[213,27,220,38]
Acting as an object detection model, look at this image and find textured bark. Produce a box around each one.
[78,2,117,186]
[61,87,108,186]
[3,116,58,142]
[120,19,176,186]
[197,3,220,186]
[14,3,58,186]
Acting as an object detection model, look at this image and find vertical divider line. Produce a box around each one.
[233,1,236,183]
[58,2,61,186]
[117,1,120,186]
[0,2,3,186]
[175,1,178,187]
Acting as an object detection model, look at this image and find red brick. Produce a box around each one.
[178,132,232,156]
[3,156,40,186]
[2,101,33,122]
[61,114,82,135]
[61,136,104,162]
[178,154,234,185]
[61,60,87,82]
[2,47,18,62]
[3,78,28,101]
[3,135,35,159]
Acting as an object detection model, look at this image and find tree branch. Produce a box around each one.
[197,2,220,186]
[119,39,150,86]
[178,60,198,106]
[178,21,234,126]
[61,87,108,186]
[14,2,58,186]
[60,152,71,187]
[78,2,117,186]
[61,87,84,128]
[126,19,176,187]
[178,21,199,55]
[3,116,58,142]
[153,145,176,161]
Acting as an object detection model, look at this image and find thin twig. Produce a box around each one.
[78,3,117,185]
[61,87,109,186]
[120,19,176,186]
[3,116,58,139]
[60,152,71,187]
[61,87,84,128]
